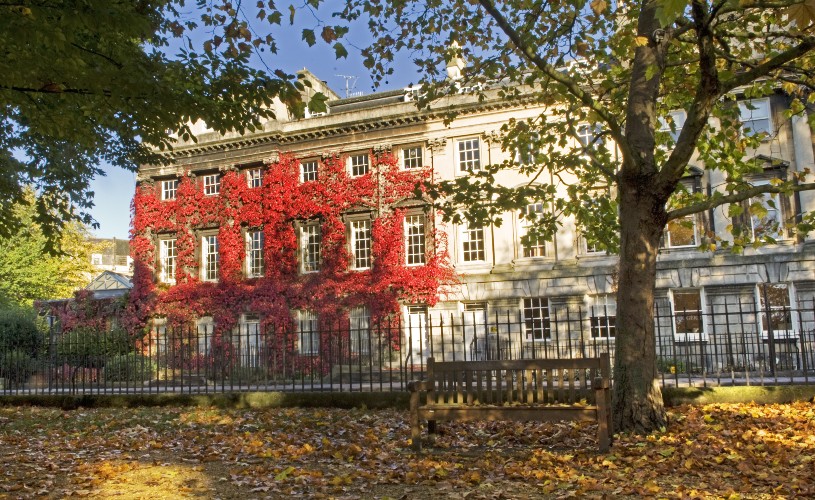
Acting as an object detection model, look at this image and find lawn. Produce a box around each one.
[0,402,812,499]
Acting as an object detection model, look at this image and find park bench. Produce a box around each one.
[408,353,612,452]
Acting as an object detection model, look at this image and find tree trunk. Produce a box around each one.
[612,176,669,433]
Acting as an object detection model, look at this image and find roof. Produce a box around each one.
[85,271,133,298]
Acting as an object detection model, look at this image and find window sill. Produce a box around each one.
[673,333,709,343]
[762,330,798,340]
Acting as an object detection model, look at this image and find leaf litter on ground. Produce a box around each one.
[0,401,812,498]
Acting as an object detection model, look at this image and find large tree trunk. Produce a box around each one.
[612,176,668,433]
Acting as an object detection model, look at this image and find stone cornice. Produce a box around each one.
[159,92,536,160]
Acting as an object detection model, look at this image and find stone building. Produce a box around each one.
[134,67,815,374]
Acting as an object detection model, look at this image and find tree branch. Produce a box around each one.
[668,182,815,220]
[475,0,630,159]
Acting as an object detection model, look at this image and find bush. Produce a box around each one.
[0,308,44,357]
[56,327,130,368]
[103,353,157,382]
[0,349,34,387]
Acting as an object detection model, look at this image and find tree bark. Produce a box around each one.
[612,174,668,433]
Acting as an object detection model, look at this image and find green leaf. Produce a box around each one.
[655,0,687,27]
[302,29,316,46]
[333,42,348,59]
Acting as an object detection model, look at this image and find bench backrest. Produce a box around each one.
[425,354,610,406]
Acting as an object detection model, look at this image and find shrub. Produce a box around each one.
[103,353,157,382]
[56,327,130,368]
[0,350,34,387]
[0,308,44,357]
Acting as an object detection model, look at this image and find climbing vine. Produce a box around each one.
[125,151,456,358]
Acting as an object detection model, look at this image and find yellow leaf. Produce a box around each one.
[590,0,608,15]
[635,36,649,47]
[684,458,694,469]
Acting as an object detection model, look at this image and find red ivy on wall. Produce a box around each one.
[125,151,456,342]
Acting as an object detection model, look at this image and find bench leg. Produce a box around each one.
[410,393,422,451]
[596,387,611,452]
[428,420,437,435]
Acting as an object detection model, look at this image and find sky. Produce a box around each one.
[88,10,417,239]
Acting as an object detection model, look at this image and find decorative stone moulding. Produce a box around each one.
[373,144,393,158]
[428,138,447,154]
[263,151,281,164]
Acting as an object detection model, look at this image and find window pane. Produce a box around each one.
[161,180,178,200]
[247,168,263,188]
[248,230,264,277]
[402,147,423,169]
[302,224,321,272]
[350,154,370,176]
[458,138,481,172]
[739,99,771,136]
[298,311,319,355]
[405,215,426,265]
[202,235,219,281]
[523,297,551,340]
[301,160,318,182]
[203,174,220,195]
[665,217,697,247]
[351,220,372,269]
[759,284,792,332]
[461,226,485,262]
[350,306,371,354]
[673,291,702,334]
[521,203,546,257]
[160,239,176,283]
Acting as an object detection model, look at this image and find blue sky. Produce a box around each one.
[89,15,417,239]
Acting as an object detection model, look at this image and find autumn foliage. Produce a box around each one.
[0,402,812,497]
[127,151,455,341]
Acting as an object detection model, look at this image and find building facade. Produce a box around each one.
[132,70,815,375]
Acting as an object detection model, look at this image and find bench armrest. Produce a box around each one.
[592,376,610,390]
[407,380,432,393]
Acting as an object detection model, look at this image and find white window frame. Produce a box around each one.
[349,306,371,355]
[671,289,708,342]
[202,174,220,196]
[402,146,424,169]
[161,179,178,200]
[349,153,370,177]
[197,316,214,355]
[522,297,551,342]
[739,98,772,138]
[587,295,616,340]
[519,202,547,258]
[297,310,319,355]
[300,222,321,273]
[235,314,263,368]
[246,168,263,188]
[159,238,177,284]
[747,179,786,241]
[300,160,319,182]
[201,234,219,282]
[457,137,481,172]
[349,219,372,270]
[756,283,798,340]
[658,110,687,144]
[663,215,699,248]
[246,230,264,278]
[404,214,426,266]
[577,123,602,148]
[460,224,486,263]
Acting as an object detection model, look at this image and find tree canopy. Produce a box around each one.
[337,0,815,431]
[0,190,99,307]
[0,0,330,250]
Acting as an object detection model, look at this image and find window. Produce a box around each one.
[246,168,263,188]
[246,230,264,278]
[300,223,321,273]
[349,154,370,176]
[577,123,602,147]
[748,181,785,241]
[161,180,178,200]
[757,284,796,339]
[349,219,372,270]
[515,133,540,165]
[581,236,605,255]
[520,202,546,258]
[405,214,426,266]
[197,316,214,355]
[672,290,706,342]
[236,315,263,368]
[663,216,698,248]
[588,296,616,340]
[402,146,423,169]
[457,138,481,172]
[297,310,319,355]
[301,160,318,182]
[658,110,686,143]
[739,98,772,137]
[460,225,486,262]
[201,235,219,281]
[349,306,371,354]
[159,238,177,284]
[522,298,551,341]
[203,174,220,196]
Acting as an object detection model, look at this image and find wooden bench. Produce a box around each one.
[408,353,612,452]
